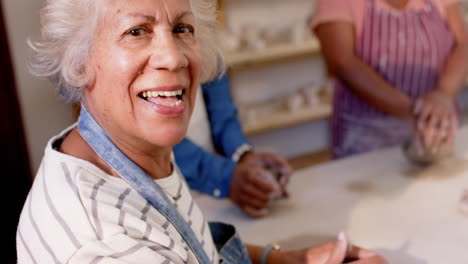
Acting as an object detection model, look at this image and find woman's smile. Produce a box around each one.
[138,85,187,115]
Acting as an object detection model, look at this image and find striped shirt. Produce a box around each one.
[16,126,219,264]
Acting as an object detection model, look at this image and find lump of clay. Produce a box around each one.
[402,136,454,166]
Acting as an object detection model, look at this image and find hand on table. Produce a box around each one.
[229,152,293,218]
[277,232,387,264]
[413,90,458,153]
[240,152,293,194]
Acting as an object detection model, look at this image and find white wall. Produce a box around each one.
[3,0,75,173]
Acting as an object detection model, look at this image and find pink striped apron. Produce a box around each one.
[331,0,455,159]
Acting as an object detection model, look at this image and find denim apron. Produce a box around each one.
[77,106,251,264]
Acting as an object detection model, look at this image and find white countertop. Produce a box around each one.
[194,126,468,264]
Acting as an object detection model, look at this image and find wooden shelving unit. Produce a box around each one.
[225,38,321,69]
[243,102,331,135]
[242,83,468,136]
[227,37,327,135]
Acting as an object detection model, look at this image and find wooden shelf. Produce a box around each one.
[242,83,468,136]
[225,38,321,69]
[243,103,331,135]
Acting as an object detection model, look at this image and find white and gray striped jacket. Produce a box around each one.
[16,126,218,264]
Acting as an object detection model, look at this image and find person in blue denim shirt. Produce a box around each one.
[174,73,294,218]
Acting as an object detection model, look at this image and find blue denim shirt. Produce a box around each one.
[174,74,250,198]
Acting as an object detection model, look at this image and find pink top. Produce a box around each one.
[311,0,460,36]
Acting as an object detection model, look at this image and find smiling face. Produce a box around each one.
[84,0,201,153]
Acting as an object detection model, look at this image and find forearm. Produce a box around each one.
[435,43,468,98]
[315,22,413,119]
[436,2,468,99]
[245,244,285,264]
[246,244,263,264]
[334,57,413,119]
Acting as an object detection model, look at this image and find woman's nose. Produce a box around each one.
[148,34,189,71]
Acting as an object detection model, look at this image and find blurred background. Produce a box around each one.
[2,0,468,263]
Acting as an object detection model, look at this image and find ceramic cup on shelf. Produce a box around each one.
[291,19,309,44]
[219,29,242,53]
[301,84,321,107]
[242,24,266,51]
[286,93,305,112]
[244,106,258,125]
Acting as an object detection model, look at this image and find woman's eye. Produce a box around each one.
[130,29,142,36]
[126,27,147,37]
[174,24,194,35]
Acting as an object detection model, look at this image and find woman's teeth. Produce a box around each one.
[140,89,183,107]
[142,89,183,98]
[159,100,181,107]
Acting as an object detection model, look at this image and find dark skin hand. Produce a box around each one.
[228,152,293,218]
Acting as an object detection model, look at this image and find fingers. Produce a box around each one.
[412,98,424,116]
[242,206,269,218]
[240,181,272,202]
[230,164,283,217]
[420,114,451,153]
[428,116,448,153]
[281,189,290,199]
[346,245,379,260]
[417,99,433,132]
[231,152,293,217]
[325,232,348,264]
[253,153,293,197]
[248,153,293,177]
[418,106,442,150]
[347,255,388,264]
[344,241,387,264]
[261,153,292,175]
[237,184,271,209]
[248,167,281,196]
[298,234,386,264]
[239,152,293,191]
[415,92,457,153]
[449,112,459,140]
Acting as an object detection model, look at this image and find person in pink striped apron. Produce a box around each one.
[311,0,468,159]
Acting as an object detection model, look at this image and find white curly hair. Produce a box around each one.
[29,0,223,102]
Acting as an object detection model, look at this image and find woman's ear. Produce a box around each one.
[82,64,96,92]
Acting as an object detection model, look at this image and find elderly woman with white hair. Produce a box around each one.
[16,0,386,263]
